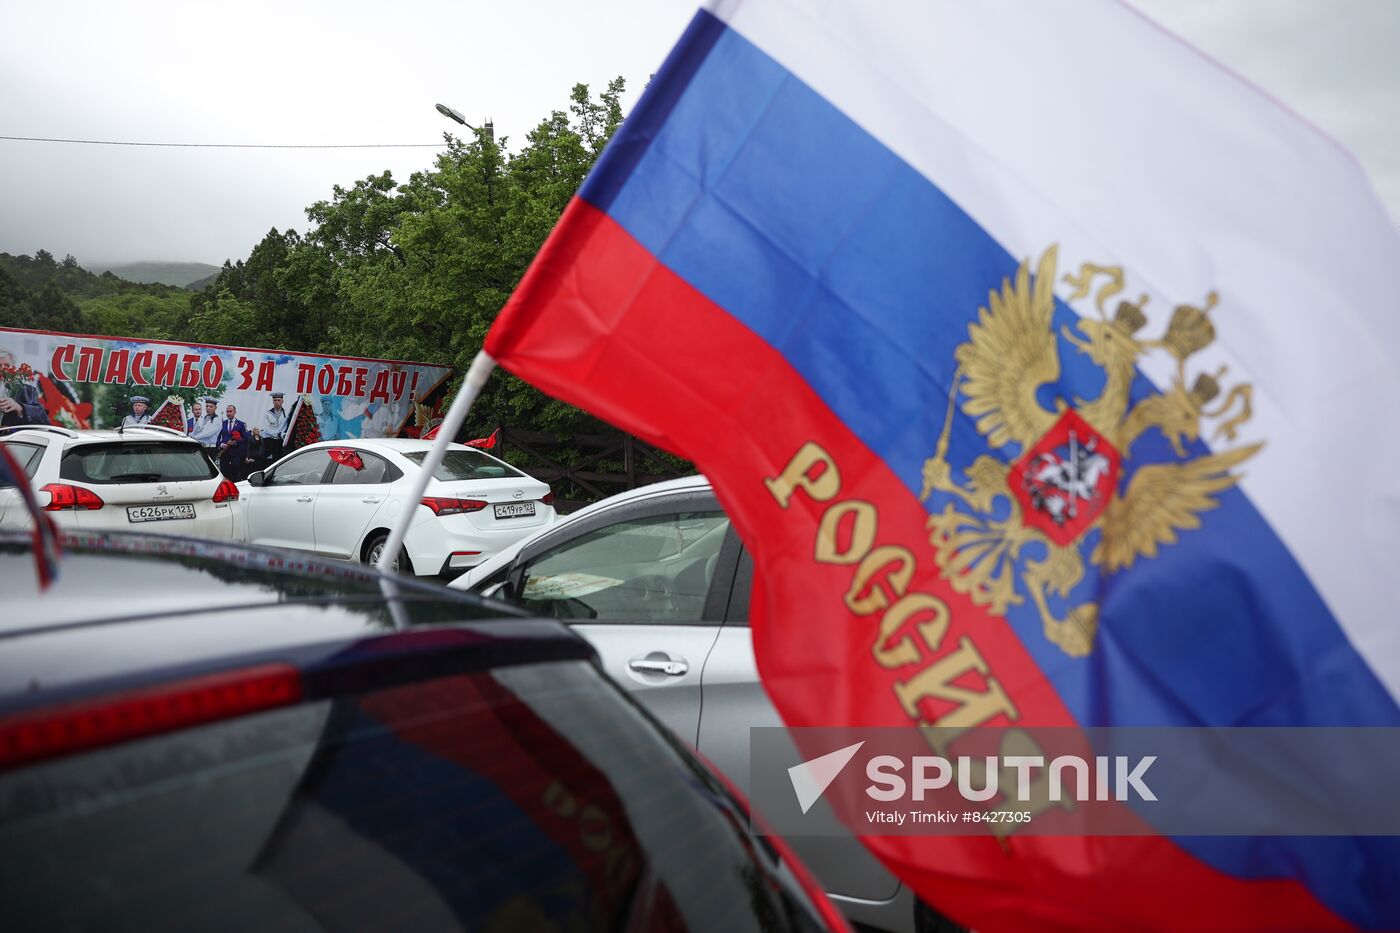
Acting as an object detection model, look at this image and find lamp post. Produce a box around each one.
[435,103,493,141]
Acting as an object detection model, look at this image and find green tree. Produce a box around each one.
[79,292,191,340]
[32,283,84,332]
[0,267,36,328]
[186,288,261,347]
[139,79,645,481]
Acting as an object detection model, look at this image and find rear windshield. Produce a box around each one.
[0,661,825,931]
[404,449,523,482]
[60,442,217,484]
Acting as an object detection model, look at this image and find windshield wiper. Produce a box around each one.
[109,472,163,482]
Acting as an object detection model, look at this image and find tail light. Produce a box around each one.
[420,496,487,516]
[0,664,302,772]
[541,489,555,507]
[40,483,104,511]
[212,478,240,503]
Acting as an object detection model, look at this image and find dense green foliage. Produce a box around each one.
[6,80,639,448]
[0,250,190,337]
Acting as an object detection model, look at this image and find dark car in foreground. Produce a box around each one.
[0,531,848,932]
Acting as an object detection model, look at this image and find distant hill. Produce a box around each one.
[185,271,221,292]
[93,261,221,288]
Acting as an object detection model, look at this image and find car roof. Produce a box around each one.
[0,426,197,445]
[289,437,479,456]
[449,474,714,590]
[0,530,582,715]
[563,474,713,516]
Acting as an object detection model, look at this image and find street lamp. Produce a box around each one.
[435,103,475,131]
[436,103,494,142]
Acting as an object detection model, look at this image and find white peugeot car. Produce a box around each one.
[237,438,556,578]
[0,425,239,539]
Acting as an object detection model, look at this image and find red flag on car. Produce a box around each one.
[0,444,62,590]
[464,428,499,450]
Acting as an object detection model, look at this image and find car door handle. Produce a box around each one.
[629,658,688,676]
[362,497,382,504]
[296,496,314,503]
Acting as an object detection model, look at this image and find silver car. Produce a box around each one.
[452,475,950,933]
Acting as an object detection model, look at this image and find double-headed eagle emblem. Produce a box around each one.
[920,246,1261,656]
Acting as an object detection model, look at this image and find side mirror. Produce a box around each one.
[247,470,265,487]
[481,574,519,603]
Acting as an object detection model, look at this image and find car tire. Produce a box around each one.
[364,532,414,575]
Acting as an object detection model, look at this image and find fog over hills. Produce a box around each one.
[89,261,221,288]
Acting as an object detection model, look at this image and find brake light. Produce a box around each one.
[420,496,487,516]
[541,490,555,507]
[0,664,302,772]
[212,478,240,502]
[40,483,104,511]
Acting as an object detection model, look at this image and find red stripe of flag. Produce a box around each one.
[0,443,62,590]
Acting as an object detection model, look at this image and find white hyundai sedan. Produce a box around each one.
[237,438,556,578]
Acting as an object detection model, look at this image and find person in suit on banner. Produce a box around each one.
[216,403,249,481]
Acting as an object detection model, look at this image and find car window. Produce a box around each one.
[0,441,45,479]
[402,449,523,481]
[59,442,217,484]
[516,511,729,623]
[329,451,393,485]
[267,450,333,487]
[727,547,753,627]
[0,661,827,932]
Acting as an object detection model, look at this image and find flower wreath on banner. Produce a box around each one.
[284,394,323,452]
[148,396,190,433]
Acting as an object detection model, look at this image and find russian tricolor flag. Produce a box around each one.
[485,1,1400,928]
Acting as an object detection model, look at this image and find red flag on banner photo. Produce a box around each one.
[484,2,1400,930]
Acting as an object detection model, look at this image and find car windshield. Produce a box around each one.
[60,442,217,484]
[403,449,523,482]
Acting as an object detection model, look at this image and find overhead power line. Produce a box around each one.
[0,135,448,149]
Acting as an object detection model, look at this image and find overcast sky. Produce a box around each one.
[1,0,1396,267]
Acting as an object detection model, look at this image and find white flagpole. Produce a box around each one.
[375,349,498,578]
